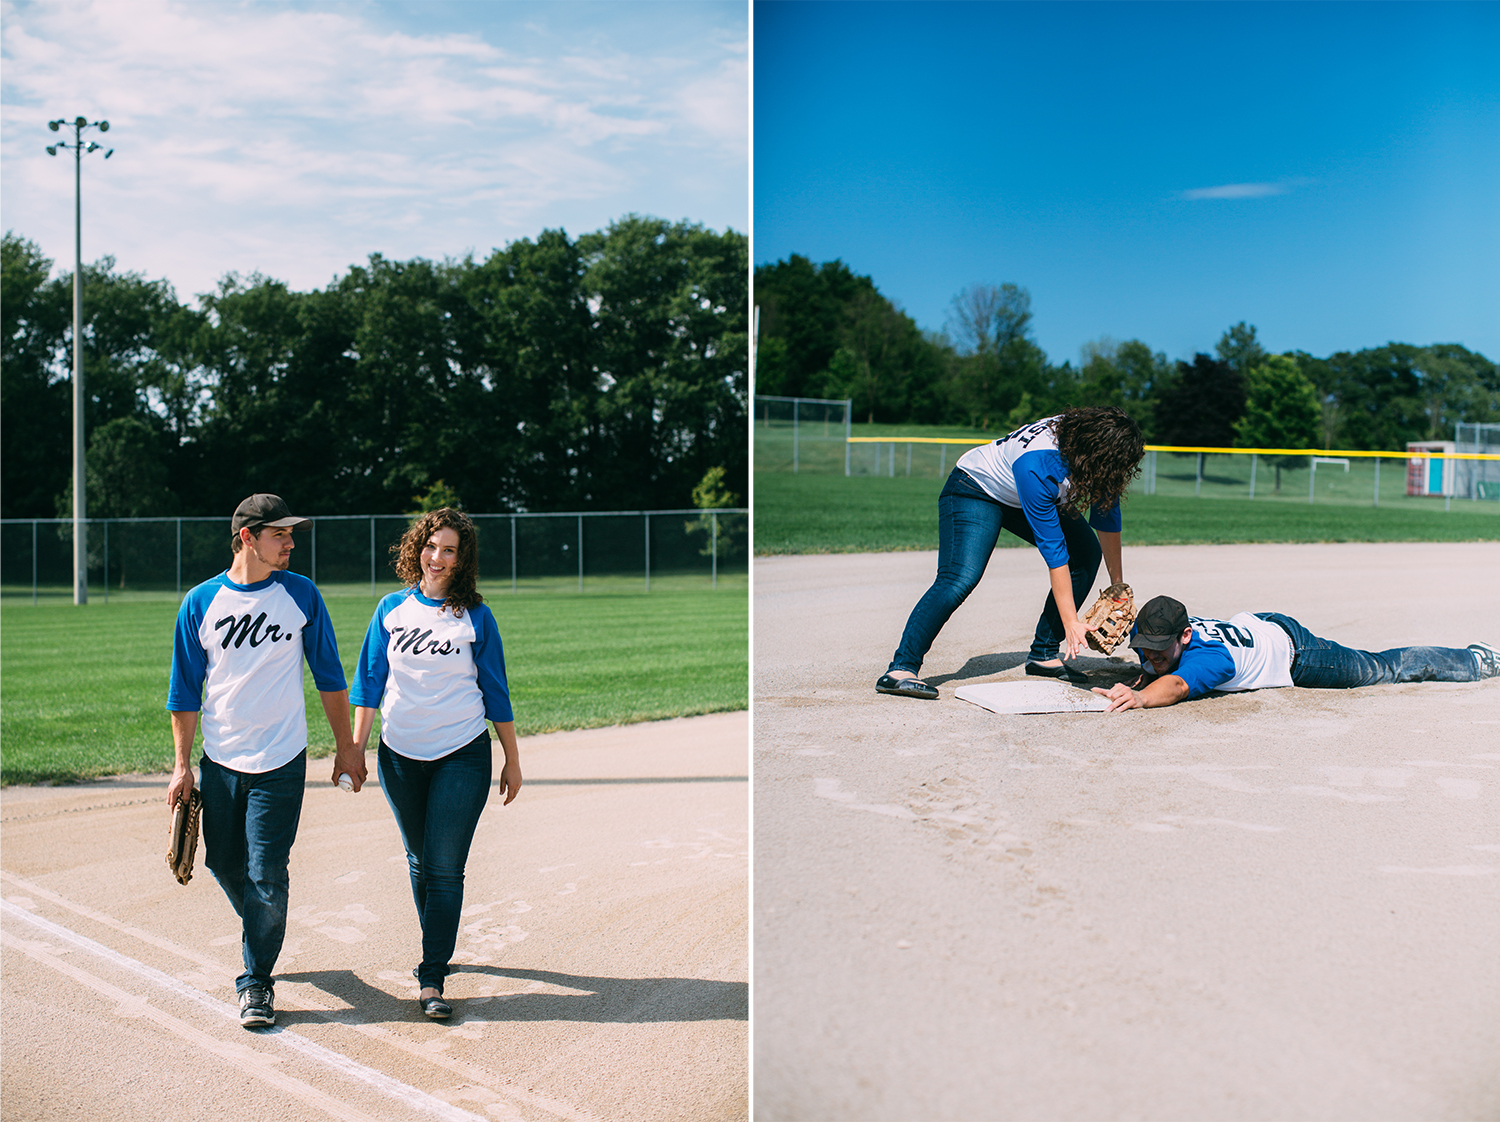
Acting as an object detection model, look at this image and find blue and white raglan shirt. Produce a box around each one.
[1139,613,1295,699]
[955,416,1123,568]
[350,589,513,761]
[167,570,348,773]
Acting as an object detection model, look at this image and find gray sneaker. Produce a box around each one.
[1469,643,1500,680]
[239,983,275,1028]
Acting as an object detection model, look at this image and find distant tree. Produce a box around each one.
[1075,338,1171,438]
[753,256,872,400]
[945,283,1041,430]
[1,233,70,517]
[408,480,464,513]
[835,289,909,423]
[1234,354,1322,491]
[1215,321,1266,380]
[685,464,740,560]
[1154,354,1245,447]
[54,415,178,586]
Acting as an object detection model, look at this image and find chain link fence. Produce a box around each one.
[753,395,852,474]
[1,509,748,604]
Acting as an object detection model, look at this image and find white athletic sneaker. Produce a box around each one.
[1468,643,1500,680]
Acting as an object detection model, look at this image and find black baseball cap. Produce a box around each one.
[1129,595,1191,650]
[232,494,310,533]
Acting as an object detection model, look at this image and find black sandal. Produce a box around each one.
[876,673,939,700]
[419,994,452,1019]
[1025,661,1089,685]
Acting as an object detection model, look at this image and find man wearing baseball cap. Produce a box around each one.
[166,494,365,1028]
[1093,594,1499,712]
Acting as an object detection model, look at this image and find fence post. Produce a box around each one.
[311,520,317,585]
[792,400,800,474]
[1308,457,1316,504]
[176,518,182,596]
[644,513,651,592]
[1195,453,1203,496]
[511,516,517,593]
[32,520,38,605]
[940,444,947,477]
[889,443,896,478]
[1249,454,1257,500]
[906,442,912,476]
[370,517,376,597]
[577,514,583,592]
[103,520,109,603]
[844,399,852,477]
[711,511,718,589]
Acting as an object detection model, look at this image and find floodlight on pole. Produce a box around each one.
[45,115,113,605]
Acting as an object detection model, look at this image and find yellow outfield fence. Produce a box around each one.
[838,438,1500,506]
[846,437,1500,460]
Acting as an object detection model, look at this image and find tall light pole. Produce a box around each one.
[47,116,112,605]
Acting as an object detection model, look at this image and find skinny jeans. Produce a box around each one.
[1259,613,1481,688]
[890,467,1103,674]
[199,750,307,994]
[378,730,493,992]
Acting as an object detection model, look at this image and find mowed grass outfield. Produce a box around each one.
[0,588,747,785]
[754,472,1500,554]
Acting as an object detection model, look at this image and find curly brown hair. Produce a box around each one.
[392,507,483,616]
[1052,406,1145,516]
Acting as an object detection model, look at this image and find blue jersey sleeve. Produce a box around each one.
[1088,498,1122,534]
[1141,635,1235,698]
[280,573,348,692]
[1013,448,1070,568]
[471,605,514,724]
[166,580,219,711]
[350,594,400,708]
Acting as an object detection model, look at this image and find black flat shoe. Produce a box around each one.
[1025,661,1089,685]
[876,673,939,700]
[420,995,452,1019]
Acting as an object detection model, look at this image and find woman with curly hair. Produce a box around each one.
[350,507,521,1018]
[878,407,1145,699]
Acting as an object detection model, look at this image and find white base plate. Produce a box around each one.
[954,680,1108,714]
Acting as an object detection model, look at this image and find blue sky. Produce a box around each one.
[754,1,1500,366]
[3,0,746,301]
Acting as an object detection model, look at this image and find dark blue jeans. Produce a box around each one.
[378,730,493,992]
[1259,613,1481,688]
[199,750,306,994]
[890,467,1103,673]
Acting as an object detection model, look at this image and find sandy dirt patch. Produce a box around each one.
[3,712,747,1122]
[754,543,1500,1121]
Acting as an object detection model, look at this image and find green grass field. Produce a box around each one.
[0,587,747,785]
[753,472,1500,555]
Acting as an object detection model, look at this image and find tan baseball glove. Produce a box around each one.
[1083,582,1134,654]
[167,788,202,886]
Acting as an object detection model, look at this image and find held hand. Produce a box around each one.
[497,760,522,806]
[1091,683,1144,713]
[166,765,194,809]
[331,743,368,792]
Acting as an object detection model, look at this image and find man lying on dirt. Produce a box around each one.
[1092,595,1500,712]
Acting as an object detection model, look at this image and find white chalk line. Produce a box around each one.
[1,900,484,1122]
[1,868,228,973]
[0,877,598,1122]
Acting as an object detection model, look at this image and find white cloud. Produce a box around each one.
[1,0,747,298]
[1180,182,1290,201]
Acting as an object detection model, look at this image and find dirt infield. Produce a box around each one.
[1,712,747,1122]
[753,543,1500,1121]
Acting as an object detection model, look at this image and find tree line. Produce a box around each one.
[2,216,747,521]
[753,254,1499,453]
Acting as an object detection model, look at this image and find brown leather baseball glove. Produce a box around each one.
[167,788,202,886]
[1083,582,1134,654]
